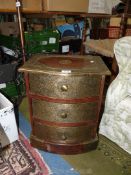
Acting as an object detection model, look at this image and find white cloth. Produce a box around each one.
[99,36,131,154]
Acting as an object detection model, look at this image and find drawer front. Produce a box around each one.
[33,122,96,144]
[29,73,101,99]
[32,99,98,122]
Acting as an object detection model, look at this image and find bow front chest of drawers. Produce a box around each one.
[19,55,110,154]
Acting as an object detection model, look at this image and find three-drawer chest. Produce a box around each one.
[19,55,110,154]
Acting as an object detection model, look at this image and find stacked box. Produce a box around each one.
[24,29,60,55]
[0,93,18,148]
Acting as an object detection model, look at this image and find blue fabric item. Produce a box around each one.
[57,21,84,39]
[19,112,79,175]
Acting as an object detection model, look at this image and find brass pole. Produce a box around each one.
[15,0,26,64]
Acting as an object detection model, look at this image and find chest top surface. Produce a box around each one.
[19,54,111,76]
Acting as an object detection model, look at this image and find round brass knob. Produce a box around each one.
[61,134,67,140]
[61,113,67,119]
[61,85,68,92]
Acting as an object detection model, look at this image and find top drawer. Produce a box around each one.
[29,73,101,99]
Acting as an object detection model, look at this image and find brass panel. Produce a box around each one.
[32,99,98,122]
[29,73,101,98]
[19,55,111,76]
[33,122,95,144]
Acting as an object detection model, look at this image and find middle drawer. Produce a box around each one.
[32,99,98,123]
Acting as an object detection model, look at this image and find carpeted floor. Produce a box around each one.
[19,112,80,175]
[63,135,131,175]
[0,131,50,175]
[19,97,131,175]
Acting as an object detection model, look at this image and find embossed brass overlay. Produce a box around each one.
[32,99,97,123]
[29,74,101,98]
[33,121,95,144]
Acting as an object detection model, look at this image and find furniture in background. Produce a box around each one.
[84,39,117,81]
[84,0,131,81]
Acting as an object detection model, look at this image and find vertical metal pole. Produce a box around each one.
[16,1,33,132]
[16,0,26,64]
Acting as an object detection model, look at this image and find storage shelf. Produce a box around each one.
[24,12,131,19]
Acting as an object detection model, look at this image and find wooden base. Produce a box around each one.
[30,134,98,155]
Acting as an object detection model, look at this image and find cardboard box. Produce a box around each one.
[22,0,42,12]
[0,22,19,36]
[0,0,42,12]
[110,17,131,27]
[88,0,112,14]
[0,93,18,148]
[43,0,89,12]
[0,0,16,12]
[52,15,66,27]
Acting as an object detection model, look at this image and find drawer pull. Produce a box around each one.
[61,113,67,119]
[61,85,68,92]
[61,134,67,140]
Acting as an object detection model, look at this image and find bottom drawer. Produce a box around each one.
[33,121,96,144]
